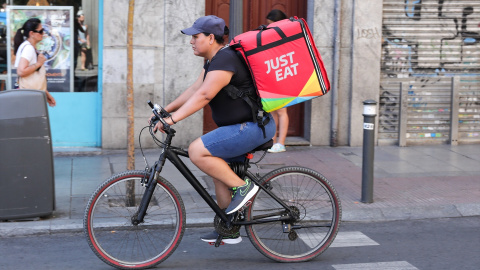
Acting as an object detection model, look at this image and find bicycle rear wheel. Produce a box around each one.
[84,170,185,269]
[245,166,341,262]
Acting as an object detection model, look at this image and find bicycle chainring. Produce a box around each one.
[213,212,241,236]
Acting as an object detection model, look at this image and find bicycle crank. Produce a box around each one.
[213,212,241,237]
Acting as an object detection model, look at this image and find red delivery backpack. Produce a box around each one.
[229,17,330,113]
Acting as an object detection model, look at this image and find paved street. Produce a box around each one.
[1,144,479,270]
[1,217,479,270]
[1,144,479,236]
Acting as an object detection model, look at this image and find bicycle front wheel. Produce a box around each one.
[245,166,341,262]
[84,170,186,269]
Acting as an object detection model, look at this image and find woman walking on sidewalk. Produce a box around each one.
[266,9,289,153]
[13,18,56,107]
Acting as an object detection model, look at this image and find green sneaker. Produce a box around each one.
[225,178,259,214]
[200,231,242,244]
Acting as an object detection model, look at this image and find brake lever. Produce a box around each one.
[150,115,160,126]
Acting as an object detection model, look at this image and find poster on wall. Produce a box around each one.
[7,6,74,92]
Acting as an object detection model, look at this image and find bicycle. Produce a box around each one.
[84,101,342,269]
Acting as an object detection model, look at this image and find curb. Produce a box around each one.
[3,204,479,237]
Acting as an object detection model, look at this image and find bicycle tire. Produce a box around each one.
[244,166,341,262]
[84,170,186,269]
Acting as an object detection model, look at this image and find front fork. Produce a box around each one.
[132,151,168,225]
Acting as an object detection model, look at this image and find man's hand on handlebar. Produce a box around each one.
[147,101,175,133]
[150,114,175,133]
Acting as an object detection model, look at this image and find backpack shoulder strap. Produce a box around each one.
[222,84,258,121]
[222,84,270,138]
[223,45,271,137]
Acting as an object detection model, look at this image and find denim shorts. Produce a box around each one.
[201,115,276,162]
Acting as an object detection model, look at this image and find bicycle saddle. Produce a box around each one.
[251,139,273,152]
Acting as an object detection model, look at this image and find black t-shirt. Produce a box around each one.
[204,47,256,127]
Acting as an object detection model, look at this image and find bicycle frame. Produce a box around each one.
[135,101,298,228]
[133,128,297,228]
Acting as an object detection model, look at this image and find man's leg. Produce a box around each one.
[212,177,231,209]
[189,137,257,214]
[188,137,245,188]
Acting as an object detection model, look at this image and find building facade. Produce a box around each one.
[101,0,385,149]
[4,0,479,148]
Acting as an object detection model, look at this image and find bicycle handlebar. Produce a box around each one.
[147,100,174,134]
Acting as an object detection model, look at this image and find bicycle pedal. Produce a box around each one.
[209,241,224,246]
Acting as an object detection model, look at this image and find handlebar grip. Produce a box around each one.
[147,100,154,109]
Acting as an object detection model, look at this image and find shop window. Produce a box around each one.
[2,0,98,92]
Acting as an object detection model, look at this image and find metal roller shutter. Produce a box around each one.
[379,0,480,145]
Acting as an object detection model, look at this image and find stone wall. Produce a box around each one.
[102,0,205,148]
[349,0,383,146]
[101,0,384,148]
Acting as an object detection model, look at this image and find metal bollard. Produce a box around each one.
[361,100,377,203]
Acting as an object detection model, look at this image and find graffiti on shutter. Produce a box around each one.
[380,0,480,145]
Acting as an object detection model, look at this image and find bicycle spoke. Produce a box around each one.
[84,171,185,269]
[245,167,341,262]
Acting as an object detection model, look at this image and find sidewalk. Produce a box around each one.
[1,144,479,236]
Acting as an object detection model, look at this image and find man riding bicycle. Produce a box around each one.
[152,15,276,244]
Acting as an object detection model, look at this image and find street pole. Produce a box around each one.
[125,0,135,207]
[127,0,135,171]
[361,100,377,203]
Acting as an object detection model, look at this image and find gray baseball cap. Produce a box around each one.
[181,15,225,36]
